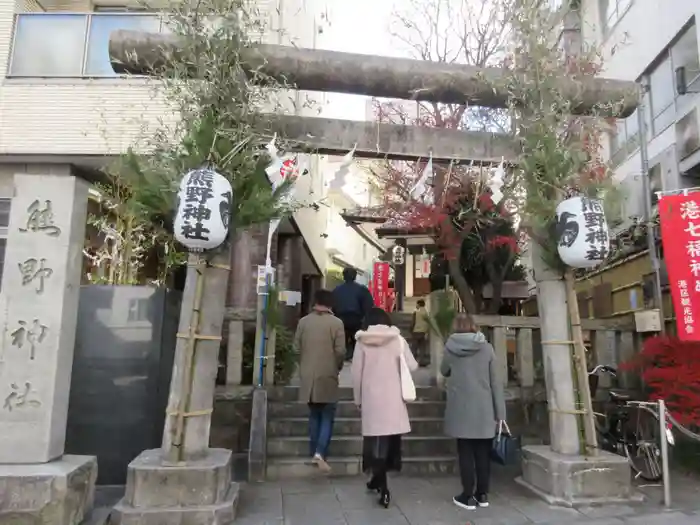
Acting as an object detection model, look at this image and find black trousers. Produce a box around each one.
[339,315,362,360]
[456,438,493,496]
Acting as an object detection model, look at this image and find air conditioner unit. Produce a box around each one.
[676,106,700,160]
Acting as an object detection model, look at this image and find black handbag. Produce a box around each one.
[491,421,521,466]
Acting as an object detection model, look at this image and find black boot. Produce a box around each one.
[379,488,391,508]
[366,476,381,493]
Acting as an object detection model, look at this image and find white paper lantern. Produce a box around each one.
[555,196,610,268]
[392,244,406,265]
[174,168,233,252]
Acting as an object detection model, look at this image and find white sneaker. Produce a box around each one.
[312,453,331,472]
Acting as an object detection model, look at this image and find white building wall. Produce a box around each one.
[321,160,382,278]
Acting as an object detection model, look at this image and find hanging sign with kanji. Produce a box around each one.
[555,196,610,268]
[372,261,390,311]
[659,193,700,340]
[174,168,232,252]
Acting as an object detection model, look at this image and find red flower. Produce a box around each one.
[478,194,495,211]
[487,235,518,253]
[622,336,700,425]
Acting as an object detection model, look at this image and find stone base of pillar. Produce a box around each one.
[0,455,97,524]
[516,445,642,507]
[111,448,239,525]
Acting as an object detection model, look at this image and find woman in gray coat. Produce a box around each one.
[441,316,506,512]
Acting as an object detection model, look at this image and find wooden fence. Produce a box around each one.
[429,314,640,399]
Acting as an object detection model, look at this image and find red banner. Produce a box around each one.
[372,262,390,311]
[659,193,700,340]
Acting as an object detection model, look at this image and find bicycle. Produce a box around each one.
[588,364,675,482]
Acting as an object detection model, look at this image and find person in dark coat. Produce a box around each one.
[332,267,374,361]
[441,316,506,512]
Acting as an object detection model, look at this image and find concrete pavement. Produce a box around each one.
[233,467,700,525]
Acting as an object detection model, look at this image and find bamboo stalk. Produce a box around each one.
[565,269,598,456]
[168,256,206,463]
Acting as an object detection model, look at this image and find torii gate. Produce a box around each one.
[106,25,641,524]
[109,30,636,164]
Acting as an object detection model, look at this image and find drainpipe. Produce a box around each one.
[637,83,667,332]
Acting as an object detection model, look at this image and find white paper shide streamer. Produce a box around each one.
[265,133,284,183]
[488,158,505,205]
[328,144,356,190]
[174,168,233,252]
[410,154,434,205]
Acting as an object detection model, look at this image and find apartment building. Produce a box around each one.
[581,0,700,221]
[0,0,378,297]
[550,0,700,319]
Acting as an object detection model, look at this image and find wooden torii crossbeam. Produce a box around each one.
[109,29,639,118]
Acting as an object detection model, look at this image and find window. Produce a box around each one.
[672,22,700,111]
[0,199,11,288]
[609,111,640,166]
[8,13,163,78]
[127,298,150,322]
[9,14,87,76]
[672,22,700,74]
[626,108,640,149]
[649,56,676,134]
[84,14,161,75]
[600,0,633,34]
[643,22,700,136]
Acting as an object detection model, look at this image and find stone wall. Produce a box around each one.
[210,390,254,480]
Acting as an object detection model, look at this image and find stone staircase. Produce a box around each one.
[263,312,537,479]
[391,312,415,340]
[265,385,457,479]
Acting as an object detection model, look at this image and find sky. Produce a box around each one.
[311,0,409,121]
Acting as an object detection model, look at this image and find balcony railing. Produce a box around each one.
[8,13,165,78]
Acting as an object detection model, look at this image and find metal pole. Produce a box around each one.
[257,273,270,387]
[658,399,672,508]
[637,85,666,332]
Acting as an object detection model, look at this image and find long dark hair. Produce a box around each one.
[363,307,392,329]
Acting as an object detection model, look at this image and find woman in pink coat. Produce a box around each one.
[352,308,418,508]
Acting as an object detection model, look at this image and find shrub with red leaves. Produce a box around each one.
[622,335,700,425]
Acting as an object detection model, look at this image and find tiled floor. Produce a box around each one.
[234,467,700,525]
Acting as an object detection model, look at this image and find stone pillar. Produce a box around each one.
[277,234,303,328]
[516,242,634,506]
[0,174,97,524]
[228,228,259,321]
[113,249,239,523]
[226,319,244,386]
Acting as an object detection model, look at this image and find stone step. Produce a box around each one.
[266,455,459,480]
[268,435,454,457]
[267,400,445,419]
[268,416,444,437]
[267,386,444,402]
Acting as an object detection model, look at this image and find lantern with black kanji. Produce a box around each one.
[174,168,233,252]
[391,244,406,266]
[555,196,610,268]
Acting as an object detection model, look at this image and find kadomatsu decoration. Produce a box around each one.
[174,168,233,252]
[555,196,610,268]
